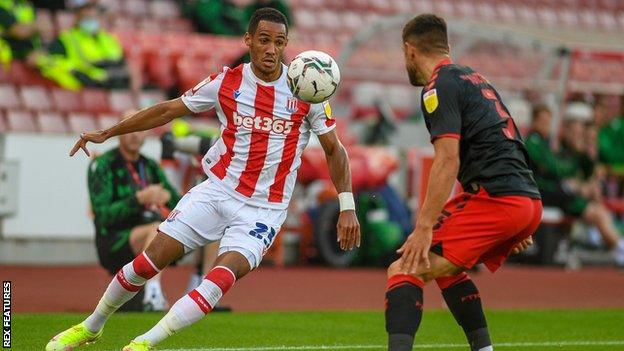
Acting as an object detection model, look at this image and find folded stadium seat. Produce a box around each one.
[108,90,137,113]
[111,15,137,31]
[150,0,181,20]
[597,11,618,31]
[37,111,69,134]
[7,62,56,87]
[51,88,83,113]
[68,112,98,133]
[559,8,580,28]
[138,90,166,108]
[516,5,539,26]
[99,0,122,14]
[54,11,75,32]
[496,2,518,23]
[0,84,22,110]
[97,113,119,130]
[165,18,194,33]
[20,86,53,111]
[579,9,599,29]
[146,52,176,89]
[139,18,164,32]
[123,0,149,18]
[176,56,214,93]
[295,9,316,31]
[318,10,340,31]
[434,0,456,17]
[5,110,37,132]
[80,89,110,114]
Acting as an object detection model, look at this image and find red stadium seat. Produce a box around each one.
[81,89,110,113]
[68,112,98,133]
[20,86,53,111]
[37,111,69,133]
[6,110,37,132]
[138,90,167,107]
[151,0,181,19]
[99,0,122,13]
[123,0,149,17]
[97,113,119,130]
[7,62,56,86]
[0,84,22,110]
[108,90,137,113]
[51,89,82,112]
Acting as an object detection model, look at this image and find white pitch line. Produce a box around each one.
[155,340,624,351]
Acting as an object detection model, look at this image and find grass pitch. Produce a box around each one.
[13,310,624,350]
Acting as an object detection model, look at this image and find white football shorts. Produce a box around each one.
[158,179,287,269]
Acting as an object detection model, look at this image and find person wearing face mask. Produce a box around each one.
[44,0,129,89]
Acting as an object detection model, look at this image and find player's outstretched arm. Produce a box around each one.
[317,130,361,251]
[69,98,191,157]
[398,137,460,273]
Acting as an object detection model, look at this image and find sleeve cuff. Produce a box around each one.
[314,123,336,136]
[431,133,460,142]
[180,95,202,113]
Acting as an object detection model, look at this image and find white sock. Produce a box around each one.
[144,279,163,300]
[84,253,160,333]
[478,346,494,351]
[134,266,235,346]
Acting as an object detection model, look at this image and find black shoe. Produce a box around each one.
[211,305,232,313]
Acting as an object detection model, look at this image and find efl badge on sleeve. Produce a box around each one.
[286,96,298,113]
[423,88,438,114]
[323,101,333,119]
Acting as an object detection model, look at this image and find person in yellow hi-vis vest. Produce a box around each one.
[0,0,44,64]
[46,0,130,89]
[0,37,12,69]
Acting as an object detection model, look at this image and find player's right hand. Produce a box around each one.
[69,131,108,157]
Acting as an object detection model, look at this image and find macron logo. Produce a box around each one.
[233,90,242,99]
[233,112,294,135]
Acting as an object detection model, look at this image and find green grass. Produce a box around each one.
[12,310,624,350]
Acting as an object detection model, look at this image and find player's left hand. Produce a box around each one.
[69,130,108,157]
[336,210,360,251]
[397,225,433,274]
[511,236,533,254]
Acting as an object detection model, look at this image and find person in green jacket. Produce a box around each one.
[525,104,624,266]
[597,96,624,174]
[89,123,181,311]
[0,0,41,61]
[45,0,129,89]
[182,0,245,36]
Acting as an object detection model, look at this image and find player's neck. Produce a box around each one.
[250,62,282,83]
[423,55,451,81]
[119,147,140,162]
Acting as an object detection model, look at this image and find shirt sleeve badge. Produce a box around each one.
[423,88,438,114]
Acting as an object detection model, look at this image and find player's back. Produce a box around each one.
[421,61,540,199]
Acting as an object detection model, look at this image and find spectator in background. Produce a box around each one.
[0,0,44,65]
[243,0,293,28]
[525,104,624,266]
[597,96,624,174]
[44,0,129,89]
[182,0,245,36]
[88,117,181,311]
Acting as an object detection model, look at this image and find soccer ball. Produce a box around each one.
[287,50,341,104]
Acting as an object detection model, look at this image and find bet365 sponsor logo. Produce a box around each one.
[3,281,10,349]
[233,112,294,135]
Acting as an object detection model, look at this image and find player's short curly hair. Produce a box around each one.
[248,7,289,35]
[402,14,449,54]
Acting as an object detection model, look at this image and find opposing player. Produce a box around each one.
[46,8,360,351]
[385,15,542,351]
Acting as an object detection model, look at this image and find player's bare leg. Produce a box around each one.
[125,251,251,349]
[129,223,169,311]
[385,253,493,351]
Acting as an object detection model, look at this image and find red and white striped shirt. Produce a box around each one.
[181,63,336,209]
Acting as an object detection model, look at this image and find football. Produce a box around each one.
[287,50,341,104]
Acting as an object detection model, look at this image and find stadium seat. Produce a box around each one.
[6,110,37,132]
[0,84,22,110]
[108,90,137,113]
[7,62,56,86]
[151,0,181,19]
[123,0,149,17]
[20,86,53,111]
[138,90,167,108]
[98,0,122,13]
[68,112,98,133]
[97,113,119,130]
[37,111,69,133]
[81,89,110,113]
[51,89,82,113]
